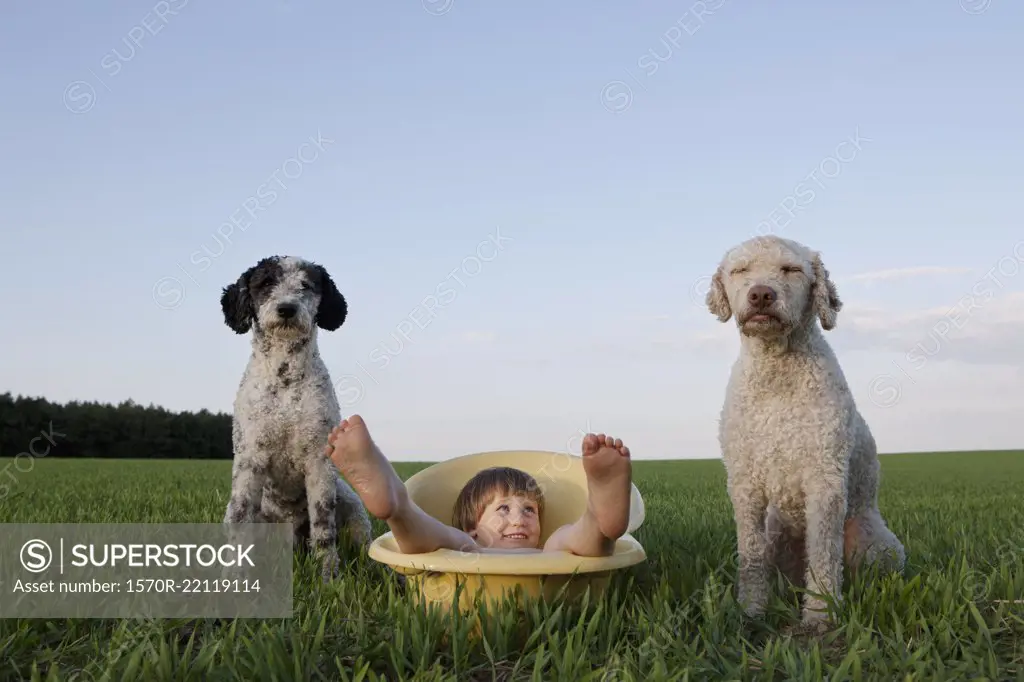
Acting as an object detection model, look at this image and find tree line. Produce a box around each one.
[0,392,233,460]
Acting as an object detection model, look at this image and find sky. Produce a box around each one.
[2,0,1023,461]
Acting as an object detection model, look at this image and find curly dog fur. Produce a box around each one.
[220,255,372,582]
[705,235,905,625]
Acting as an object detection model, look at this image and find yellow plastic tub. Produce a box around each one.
[368,449,646,615]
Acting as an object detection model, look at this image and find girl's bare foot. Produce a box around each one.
[324,415,403,521]
[580,433,633,540]
[324,414,481,556]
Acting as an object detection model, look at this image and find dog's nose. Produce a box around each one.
[747,285,777,308]
[276,303,297,319]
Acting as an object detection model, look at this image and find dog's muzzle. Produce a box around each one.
[266,301,309,332]
[739,285,787,330]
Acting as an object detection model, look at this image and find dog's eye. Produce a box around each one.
[781,266,803,274]
[251,275,274,289]
[301,281,313,291]
[730,267,748,275]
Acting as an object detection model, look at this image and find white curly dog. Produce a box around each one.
[705,235,905,626]
[220,255,372,582]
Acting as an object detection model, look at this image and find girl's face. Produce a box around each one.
[470,492,541,550]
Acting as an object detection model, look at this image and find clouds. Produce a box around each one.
[835,256,1024,369]
[455,330,497,345]
[836,291,1024,369]
[842,265,974,284]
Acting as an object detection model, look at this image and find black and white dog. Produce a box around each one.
[220,255,371,580]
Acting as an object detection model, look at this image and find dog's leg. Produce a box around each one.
[844,509,905,575]
[802,474,848,626]
[306,458,342,582]
[221,458,267,583]
[844,421,906,576]
[224,460,266,524]
[334,477,372,548]
[731,486,770,617]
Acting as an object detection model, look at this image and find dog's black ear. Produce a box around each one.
[314,265,347,331]
[220,269,255,334]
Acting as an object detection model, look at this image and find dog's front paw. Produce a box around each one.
[801,597,834,630]
[737,580,768,618]
[794,602,835,630]
[347,515,373,549]
[317,547,340,582]
[740,595,767,618]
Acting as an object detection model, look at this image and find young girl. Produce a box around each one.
[323,415,633,557]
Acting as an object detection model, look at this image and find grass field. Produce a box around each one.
[0,452,1022,681]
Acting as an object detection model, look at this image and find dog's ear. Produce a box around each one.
[811,252,842,330]
[705,266,732,322]
[220,269,255,334]
[314,265,348,331]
